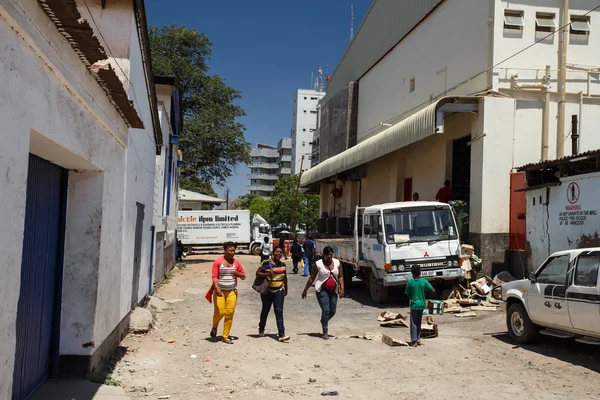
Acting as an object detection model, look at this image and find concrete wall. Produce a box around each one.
[0,0,158,392]
[526,172,600,271]
[357,0,491,142]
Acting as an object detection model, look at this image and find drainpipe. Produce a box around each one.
[571,115,579,156]
[557,0,570,159]
[542,65,552,161]
[579,91,583,142]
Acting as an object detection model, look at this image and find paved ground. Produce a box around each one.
[112,254,600,400]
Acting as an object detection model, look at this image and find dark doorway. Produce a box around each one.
[131,203,145,309]
[452,136,471,201]
[13,155,67,400]
[403,178,413,201]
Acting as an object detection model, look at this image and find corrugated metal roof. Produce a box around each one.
[179,190,225,203]
[323,0,445,103]
[517,150,600,171]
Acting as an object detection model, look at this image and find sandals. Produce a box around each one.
[210,327,217,338]
[222,337,233,344]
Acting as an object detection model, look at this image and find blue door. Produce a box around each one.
[12,155,67,399]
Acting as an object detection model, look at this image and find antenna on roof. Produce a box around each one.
[350,4,354,41]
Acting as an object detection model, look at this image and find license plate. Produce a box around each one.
[422,270,436,277]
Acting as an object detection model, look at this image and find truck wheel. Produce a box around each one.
[251,243,261,256]
[369,271,389,304]
[182,246,191,257]
[507,303,538,344]
[342,264,353,289]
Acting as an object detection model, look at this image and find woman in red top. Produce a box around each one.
[207,242,246,344]
[301,246,345,340]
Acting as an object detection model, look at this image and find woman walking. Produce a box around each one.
[301,246,345,340]
[256,246,290,342]
[290,238,303,274]
[208,242,246,344]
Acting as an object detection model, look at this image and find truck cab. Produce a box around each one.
[250,214,272,255]
[502,248,600,345]
[360,201,464,303]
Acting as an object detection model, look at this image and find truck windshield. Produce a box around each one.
[382,207,458,244]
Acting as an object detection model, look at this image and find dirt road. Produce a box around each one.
[112,254,600,399]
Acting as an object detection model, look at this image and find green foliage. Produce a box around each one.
[237,193,259,210]
[270,176,320,230]
[248,197,272,222]
[149,24,250,188]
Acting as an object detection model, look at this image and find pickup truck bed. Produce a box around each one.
[314,238,357,265]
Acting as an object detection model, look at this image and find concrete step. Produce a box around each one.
[539,329,575,339]
[31,379,131,400]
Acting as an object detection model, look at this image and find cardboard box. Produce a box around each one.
[427,300,444,315]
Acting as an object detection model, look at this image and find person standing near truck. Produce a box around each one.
[405,265,434,347]
[260,236,272,264]
[301,246,344,340]
[302,236,315,276]
[290,238,303,274]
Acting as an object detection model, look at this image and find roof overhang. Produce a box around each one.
[300,96,478,187]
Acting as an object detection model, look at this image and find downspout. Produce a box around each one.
[542,65,551,161]
[579,91,583,142]
[557,0,570,159]
[166,146,173,215]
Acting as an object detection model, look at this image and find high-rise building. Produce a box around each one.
[247,138,293,198]
[291,89,325,174]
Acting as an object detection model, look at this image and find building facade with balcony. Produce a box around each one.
[291,89,325,174]
[248,138,294,198]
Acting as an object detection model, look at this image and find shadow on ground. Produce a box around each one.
[491,332,600,374]
[89,345,129,385]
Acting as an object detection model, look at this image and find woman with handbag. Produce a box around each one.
[207,242,246,344]
[255,246,290,342]
[301,246,344,340]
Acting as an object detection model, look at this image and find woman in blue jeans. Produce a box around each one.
[256,246,290,342]
[302,246,345,340]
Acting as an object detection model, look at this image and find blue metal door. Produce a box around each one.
[12,155,67,400]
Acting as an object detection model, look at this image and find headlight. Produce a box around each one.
[447,261,453,267]
[453,260,459,267]
[392,265,399,272]
[397,264,405,272]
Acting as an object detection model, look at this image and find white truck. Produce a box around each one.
[315,202,464,303]
[501,248,600,345]
[178,210,271,254]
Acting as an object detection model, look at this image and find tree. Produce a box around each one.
[237,193,259,210]
[149,25,250,191]
[270,176,319,230]
[248,197,272,222]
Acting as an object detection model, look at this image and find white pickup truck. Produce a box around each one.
[315,202,465,304]
[502,248,600,345]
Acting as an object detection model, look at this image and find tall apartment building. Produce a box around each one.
[247,138,293,198]
[291,89,325,174]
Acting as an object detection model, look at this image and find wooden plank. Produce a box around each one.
[382,334,408,347]
[471,306,498,312]
[455,311,477,318]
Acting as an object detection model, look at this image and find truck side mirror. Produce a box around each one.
[529,272,536,282]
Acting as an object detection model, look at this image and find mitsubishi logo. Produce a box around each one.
[424,252,430,257]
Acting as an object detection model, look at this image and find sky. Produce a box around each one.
[146,0,372,201]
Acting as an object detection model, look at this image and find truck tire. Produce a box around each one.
[182,246,191,257]
[250,243,261,256]
[342,263,353,289]
[369,271,389,304]
[507,303,538,344]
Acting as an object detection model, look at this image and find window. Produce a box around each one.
[409,77,415,93]
[574,255,600,287]
[536,13,556,33]
[310,110,317,114]
[537,255,570,285]
[310,128,316,132]
[310,97,318,100]
[571,15,591,35]
[302,141,306,146]
[504,10,525,30]
[382,207,458,244]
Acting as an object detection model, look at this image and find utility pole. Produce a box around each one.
[557,0,569,159]
[290,155,304,236]
[225,188,229,210]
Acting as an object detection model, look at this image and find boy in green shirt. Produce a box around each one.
[405,265,434,346]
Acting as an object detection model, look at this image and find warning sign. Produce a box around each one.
[558,180,598,227]
[566,182,580,204]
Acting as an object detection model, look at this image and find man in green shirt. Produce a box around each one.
[405,265,434,346]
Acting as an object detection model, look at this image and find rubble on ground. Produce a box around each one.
[130,307,153,334]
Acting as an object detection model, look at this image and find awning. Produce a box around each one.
[300,97,478,187]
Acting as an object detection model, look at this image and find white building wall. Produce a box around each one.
[291,89,325,174]
[357,0,492,143]
[0,1,159,394]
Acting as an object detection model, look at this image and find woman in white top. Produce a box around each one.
[301,246,345,340]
